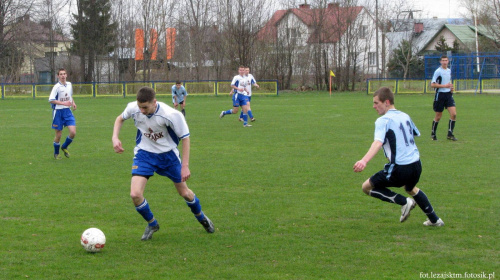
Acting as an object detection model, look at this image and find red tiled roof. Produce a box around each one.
[257,5,364,44]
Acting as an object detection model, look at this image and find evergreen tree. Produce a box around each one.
[435,35,451,52]
[70,0,117,82]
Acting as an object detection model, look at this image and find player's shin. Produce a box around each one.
[412,190,439,223]
[186,195,206,222]
[136,199,157,226]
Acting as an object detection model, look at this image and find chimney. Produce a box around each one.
[299,3,311,9]
[328,2,340,9]
[414,22,423,33]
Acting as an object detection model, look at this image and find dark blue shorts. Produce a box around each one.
[433,92,455,112]
[132,149,182,183]
[52,108,76,130]
[370,161,422,192]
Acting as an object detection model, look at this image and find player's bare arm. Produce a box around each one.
[180,136,191,182]
[112,115,125,153]
[353,140,383,172]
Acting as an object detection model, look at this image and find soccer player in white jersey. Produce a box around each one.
[112,87,215,240]
[431,55,457,141]
[353,87,444,226]
[172,80,188,116]
[238,66,259,122]
[49,68,77,159]
[219,66,252,127]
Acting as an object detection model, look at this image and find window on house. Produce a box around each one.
[45,52,57,58]
[360,25,368,39]
[368,52,376,66]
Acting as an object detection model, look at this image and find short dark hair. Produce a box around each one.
[57,68,66,75]
[137,87,156,103]
[175,80,182,85]
[441,55,448,60]
[374,87,394,105]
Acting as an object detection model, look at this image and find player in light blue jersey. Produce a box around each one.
[219,66,253,127]
[238,66,259,122]
[172,81,188,116]
[353,87,444,226]
[112,87,215,240]
[431,55,457,141]
[49,68,77,159]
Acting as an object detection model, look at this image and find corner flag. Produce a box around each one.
[330,70,335,77]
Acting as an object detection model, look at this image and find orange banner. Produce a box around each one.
[166,28,176,60]
[150,29,158,60]
[135,29,144,61]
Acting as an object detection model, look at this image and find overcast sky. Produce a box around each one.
[410,0,468,18]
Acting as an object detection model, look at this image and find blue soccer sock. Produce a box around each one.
[53,142,60,155]
[223,109,232,115]
[247,110,254,119]
[61,136,73,149]
[239,112,243,119]
[412,190,439,223]
[242,114,248,125]
[186,195,205,222]
[136,199,157,226]
[369,188,407,205]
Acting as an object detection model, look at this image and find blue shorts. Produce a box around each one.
[370,161,422,192]
[235,93,249,107]
[132,149,182,183]
[52,108,76,130]
[232,93,239,107]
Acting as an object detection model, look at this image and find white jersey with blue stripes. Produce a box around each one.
[431,67,452,93]
[374,109,420,165]
[121,101,190,155]
[245,74,257,96]
[48,82,73,109]
[231,75,251,96]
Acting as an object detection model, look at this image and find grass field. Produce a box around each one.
[0,92,498,279]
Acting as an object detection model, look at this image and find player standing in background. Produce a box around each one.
[49,68,77,160]
[353,87,444,227]
[238,66,259,122]
[219,66,252,127]
[430,55,457,141]
[112,87,215,240]
[172,81,188,116]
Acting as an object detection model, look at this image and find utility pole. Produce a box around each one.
[375,0,379,78]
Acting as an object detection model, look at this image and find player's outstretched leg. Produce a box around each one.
[186,195,215,233]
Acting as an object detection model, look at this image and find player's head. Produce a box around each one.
[57,68,67,83]
[373,87,394,115]
[137,87,157,115]
[244,66,250,75]
[440,55,449,68]
[238,66,245,76]
[175,80,182,89]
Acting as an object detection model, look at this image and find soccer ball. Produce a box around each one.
[81,228,106,253]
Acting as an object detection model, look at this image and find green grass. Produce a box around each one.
[0,92,498,279]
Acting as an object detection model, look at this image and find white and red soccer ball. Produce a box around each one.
[81,228,106,253]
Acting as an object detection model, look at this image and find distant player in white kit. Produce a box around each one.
[112,87,215,240]
[219,66,253,127]
[239,66,259,122]
[49,68,77,159]
[353,87,444,226]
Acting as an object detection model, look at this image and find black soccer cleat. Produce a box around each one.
[447,135,458,141]
[141,224,160,241]
[200,216,215,233]
[431,134,437,141]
